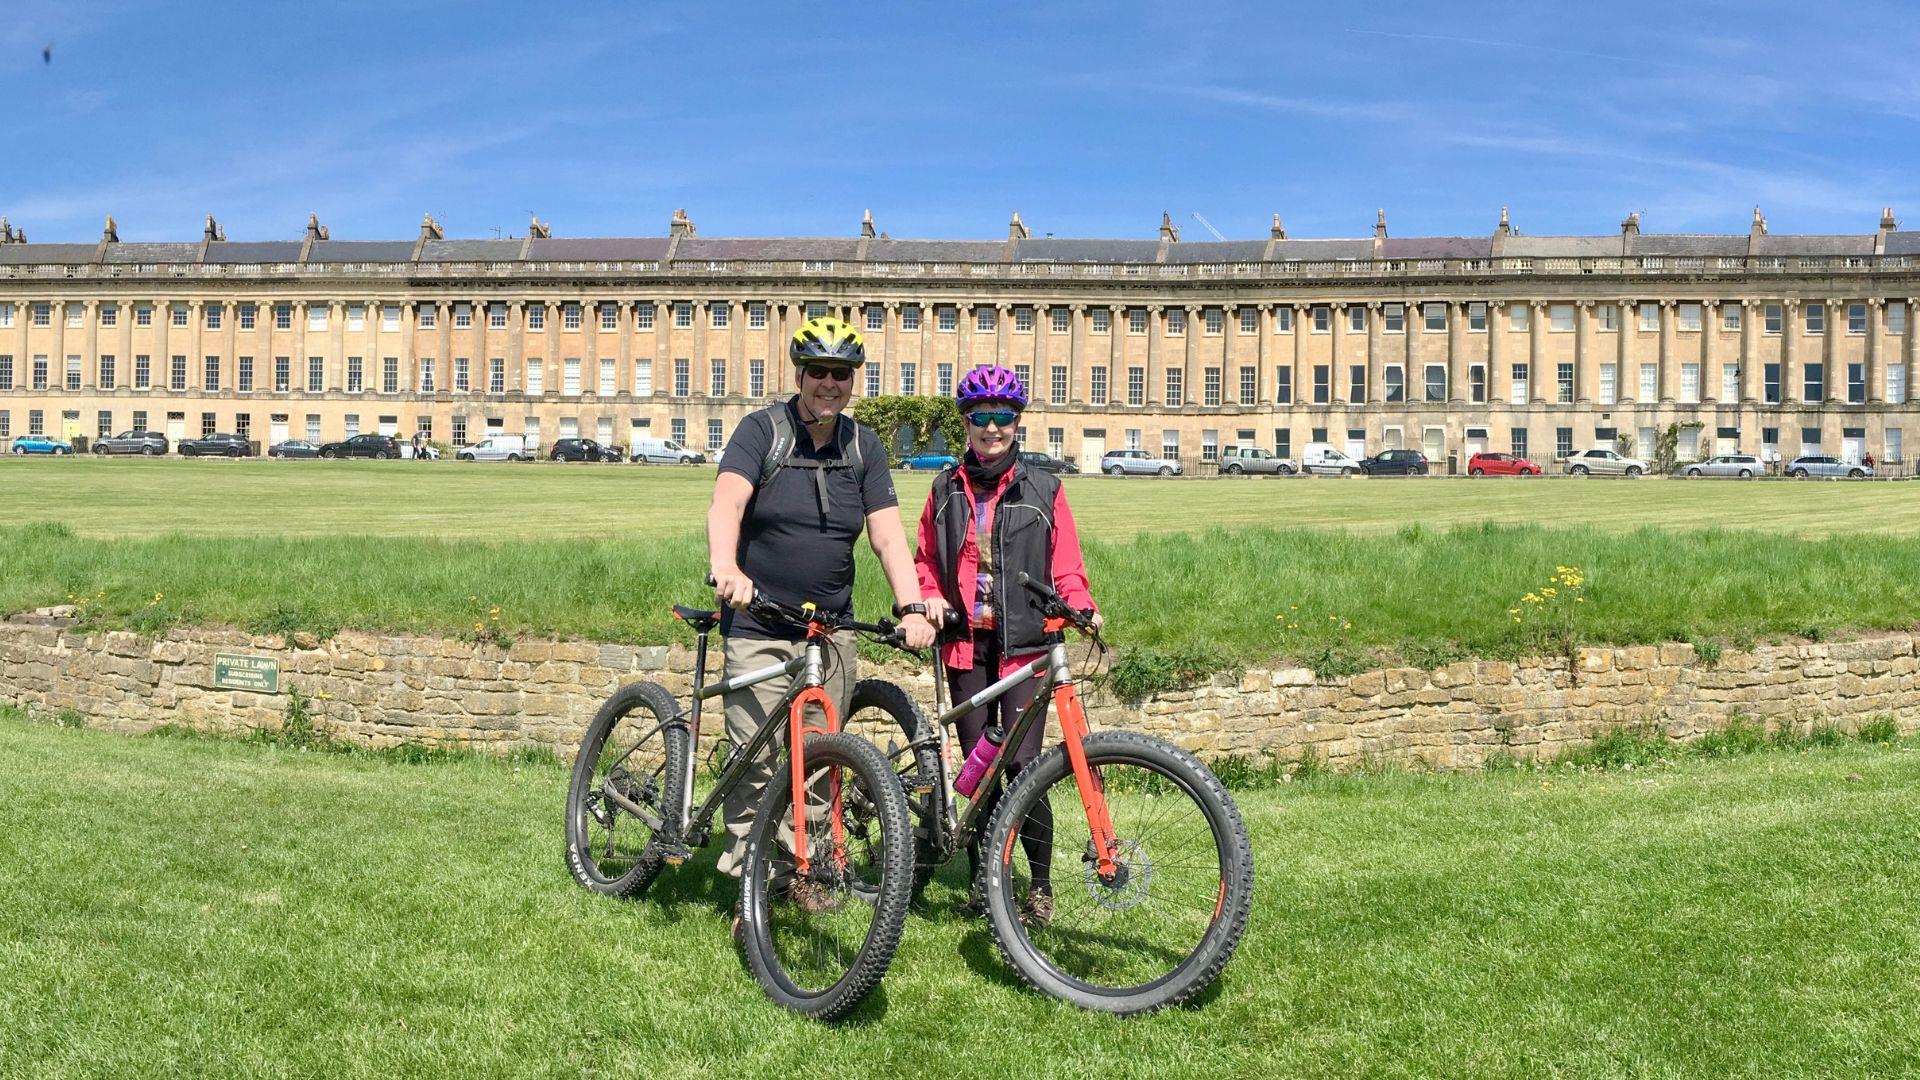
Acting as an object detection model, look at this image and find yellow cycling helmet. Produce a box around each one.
[789,315,866,367]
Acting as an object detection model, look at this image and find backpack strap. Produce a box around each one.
[760,405,797,488]
[759,404,867,515]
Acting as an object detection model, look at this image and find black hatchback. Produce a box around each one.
[317,433,404,459]
[550,438,623,462]
[1359,449,1430,476]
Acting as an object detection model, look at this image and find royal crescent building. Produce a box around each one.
[2,206,1918,470]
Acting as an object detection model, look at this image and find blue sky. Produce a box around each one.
[6,0,1918,243]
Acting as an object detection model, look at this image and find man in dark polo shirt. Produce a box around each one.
[706,316,934,923]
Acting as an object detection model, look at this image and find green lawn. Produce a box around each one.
[3,456,1917,539]
[4,709,1918,1077]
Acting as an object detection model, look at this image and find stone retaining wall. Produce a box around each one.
[3,616,1916,769]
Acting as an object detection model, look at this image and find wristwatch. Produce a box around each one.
[892,602,928,618]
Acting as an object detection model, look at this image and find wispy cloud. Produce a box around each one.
[1340,27,1662,67]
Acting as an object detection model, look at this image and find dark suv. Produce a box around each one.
[93,430,169,456]
[550,438,623,462]
[1018,450,1079,474]
[178,432,253,457]
[1359,449,1430,476]
[317,433,404,459]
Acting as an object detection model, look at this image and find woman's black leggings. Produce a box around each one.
[948,632,1054,890]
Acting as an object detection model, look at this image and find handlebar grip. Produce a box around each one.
[705,573,717,587]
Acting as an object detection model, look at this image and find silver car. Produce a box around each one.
[1218,447,1298,475]
[1674,454,1763,479]
[1101,449,1184,476]
[1562,448,1647,477]
[1785,455,1873,479]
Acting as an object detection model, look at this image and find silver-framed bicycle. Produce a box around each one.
[564,583,919,1022]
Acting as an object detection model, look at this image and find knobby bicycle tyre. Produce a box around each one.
[983,729,1254,1015]
[738,731,914,1022]
[564,680,690,898]
[844,678,942,897]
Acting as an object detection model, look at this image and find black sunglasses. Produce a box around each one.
[803,364,855,382]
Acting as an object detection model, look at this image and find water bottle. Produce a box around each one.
[953,727,1005,799]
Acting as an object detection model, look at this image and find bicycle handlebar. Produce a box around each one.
[1016,572,1100,636]
[706,575,921,653]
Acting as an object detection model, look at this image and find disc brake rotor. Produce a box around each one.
[1081,839,1153,911]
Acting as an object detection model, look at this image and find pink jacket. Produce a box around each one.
[914,466,1097,675]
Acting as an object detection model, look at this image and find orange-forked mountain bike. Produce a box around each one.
[846,573,1254,1015]
[563,582,918,1022]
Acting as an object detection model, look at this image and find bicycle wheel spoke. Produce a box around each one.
[759,756,889,995]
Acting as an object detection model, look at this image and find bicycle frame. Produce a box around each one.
[929,618,1120,879]
[676,613,846,878]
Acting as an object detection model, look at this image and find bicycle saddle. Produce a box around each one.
[671,605,720,632]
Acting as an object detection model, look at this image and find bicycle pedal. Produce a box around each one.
[656,841,693,866]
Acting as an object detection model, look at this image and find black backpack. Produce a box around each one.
[756,405,867,515]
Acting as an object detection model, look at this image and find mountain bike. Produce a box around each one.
[845,573,1255,1015]
[564,583,917,1022]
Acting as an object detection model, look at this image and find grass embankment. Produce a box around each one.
[3,706,1917,1077]
[4,521,1919,691]
[4,456,1919,539]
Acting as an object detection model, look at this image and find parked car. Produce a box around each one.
[9,434,74,455]
[1359,449,1429,476]
[269,439,320,459]
[630,438,706,464]
[1561,448,1647,477]
[1017,450,1080,474]
[1674,454,1763,479]
[318,433,405,459]
[1467,452,1542,476]
[902,452,958,470]
[1299,443,1365,476]
[550,437,622,462]
[455,435,531,462]
[93,430,169,456]
[1785,455,1872,479]
[177,432,253,457]
[402,443,441,460]
[1101,449,1183,476]
[1218,446,1297,475]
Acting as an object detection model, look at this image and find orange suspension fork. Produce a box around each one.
[786,622,845,878]
[1053,681,1119,879]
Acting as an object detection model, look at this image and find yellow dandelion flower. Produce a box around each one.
[474,622,485,632]
[1513,617,1523,623]
[1542,587,1557,597]
[1342,622,1351,631]
[1508,608,1521,615]
[1574,596,1586,603]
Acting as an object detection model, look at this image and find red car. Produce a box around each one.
[1468,452,1541,476]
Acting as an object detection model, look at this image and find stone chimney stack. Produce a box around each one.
[1159,211,1179,242]
[669,208,697,239]
[1620,211,1641,237]
[860,209,876,239]
[1495,206,1511,238]
[203,214,225,242]
[528,215,551,239]
[417,213,441,241]
[1009,211,1030,241]
[1374,208,1388,240]
[1270,213,1286,240]
[1750,206,1767,238]
[306,213,331,241]
[0,216,13,244]
[1880,206,1898,234]
[102,216,119,244]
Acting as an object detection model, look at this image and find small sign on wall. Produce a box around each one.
[214,654,280,693]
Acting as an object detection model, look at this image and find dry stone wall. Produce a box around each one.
[2,616,1916,770]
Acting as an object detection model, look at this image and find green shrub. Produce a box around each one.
[1857,715,1900,744]
[1104,644,1232,699]
[1692,638,1724,667]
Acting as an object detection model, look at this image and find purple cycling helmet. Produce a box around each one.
[954,364,1028,409]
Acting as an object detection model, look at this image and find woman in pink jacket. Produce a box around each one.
[915,364,1100,926]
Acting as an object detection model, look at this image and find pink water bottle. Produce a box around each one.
[953,727,1006,799]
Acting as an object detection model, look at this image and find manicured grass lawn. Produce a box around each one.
[3,456,1918,539]
[5,522,1920,677]
[3,709,1917,1077]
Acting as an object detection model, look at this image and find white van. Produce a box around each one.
[630,438,708,465]
[455,433,531,462]
[1300,443,1365,476]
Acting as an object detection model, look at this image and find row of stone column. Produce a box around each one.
[11,295,1919,408]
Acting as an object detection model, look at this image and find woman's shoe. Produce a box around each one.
[1019,885,1054,927]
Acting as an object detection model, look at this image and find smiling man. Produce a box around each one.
[705,315,935,938]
